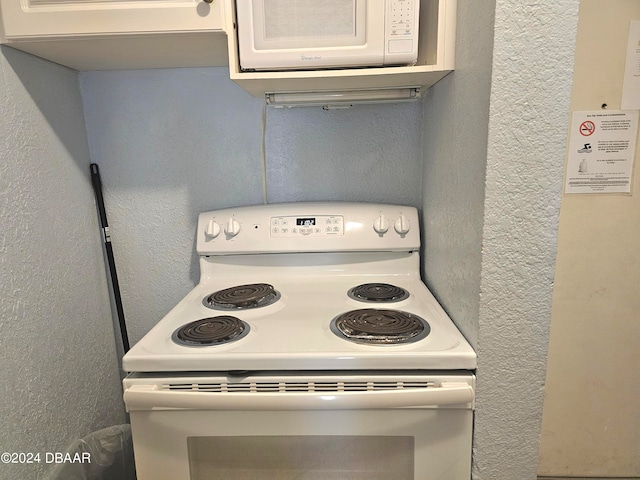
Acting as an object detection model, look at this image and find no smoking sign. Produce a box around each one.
[579,120,596,136]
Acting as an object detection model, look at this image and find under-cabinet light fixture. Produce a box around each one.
[265,87,421,109]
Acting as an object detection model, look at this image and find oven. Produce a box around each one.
[122,202,477,480]
[124,371,474,479]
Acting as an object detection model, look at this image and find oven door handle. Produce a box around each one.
[124,382,474,411]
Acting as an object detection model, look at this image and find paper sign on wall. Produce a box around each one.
[565,110,638,194]
[621,20,640,110]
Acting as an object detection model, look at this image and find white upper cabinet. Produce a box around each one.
[0,0,224,38]
[0,0,228,69]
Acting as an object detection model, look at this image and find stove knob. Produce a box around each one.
[205,219,221,239]
[394,214,411,235]
[373,214,389,234]
[225,218,241,237]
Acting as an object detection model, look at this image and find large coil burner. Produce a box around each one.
[172,316,250,347]
[203,283,280,310]
[331,308,430,345]
[348,283,409,303]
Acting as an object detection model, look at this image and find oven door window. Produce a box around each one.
[188,435,413,480]
[128,408,472,479]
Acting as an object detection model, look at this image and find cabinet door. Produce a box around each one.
[0,0,224,39]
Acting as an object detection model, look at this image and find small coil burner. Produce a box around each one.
[331,309,430,345]
[203,283,280,310]
[172,316,250,346]
[348,283,409,303]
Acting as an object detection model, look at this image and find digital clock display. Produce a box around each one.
[296,218,316,226]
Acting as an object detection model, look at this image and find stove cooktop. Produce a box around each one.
[122,269,476,372]
[122,203,476,373]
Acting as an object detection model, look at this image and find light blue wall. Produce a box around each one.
[80,67,424,341]
[475,3,578,477]
[264,104,423,204]
[421,1,580,479]
[421,2,495,348]
[0,46,126,479]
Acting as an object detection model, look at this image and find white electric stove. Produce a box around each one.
[122,202,477,480]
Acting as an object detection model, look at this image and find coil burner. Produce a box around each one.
[172,316,250,347]
[203,283,280,310]
[331,309,430,345]
[348,283,409,303]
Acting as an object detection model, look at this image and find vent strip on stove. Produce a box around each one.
[163,381,435,393]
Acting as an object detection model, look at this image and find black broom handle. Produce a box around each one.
[90,164,130,353]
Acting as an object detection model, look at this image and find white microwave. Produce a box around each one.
[235,0,421,71]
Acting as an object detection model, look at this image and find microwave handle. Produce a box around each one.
[124,382,473,411]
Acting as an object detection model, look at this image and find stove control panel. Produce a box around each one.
[270,215,344,237]
[197,202,419,255]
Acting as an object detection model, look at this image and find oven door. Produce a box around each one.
[124,372,474,480]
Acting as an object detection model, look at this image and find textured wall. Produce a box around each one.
[476,1,579,478]
[423,0,579,478]
[421,1,495,347]
[0,47,126,479]
[80,68,424,342]
[264,104,423,205]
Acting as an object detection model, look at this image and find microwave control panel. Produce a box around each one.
[385,0,420,61]
[389,0,417,37]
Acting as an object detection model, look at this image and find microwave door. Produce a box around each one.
[236,0,385,70]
